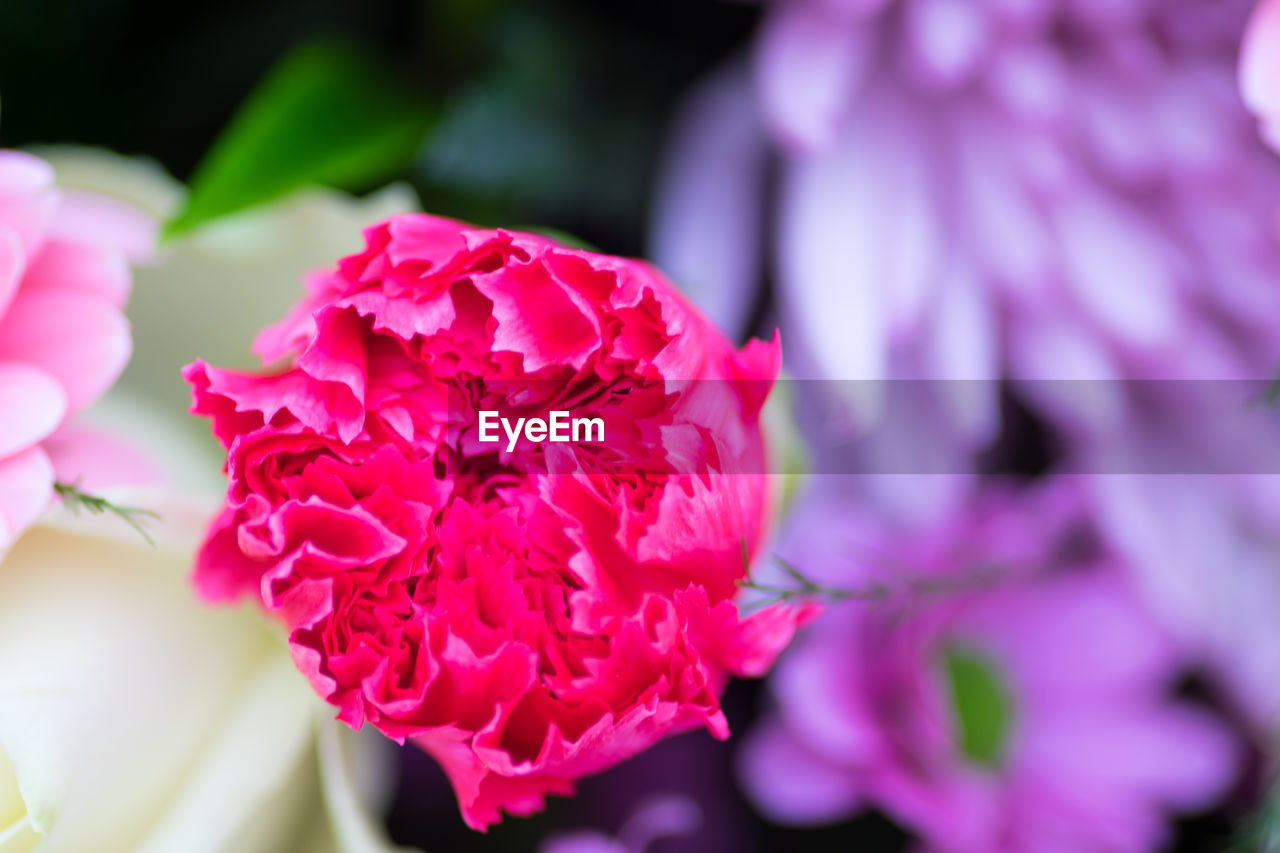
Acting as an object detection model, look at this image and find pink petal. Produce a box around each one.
[0,445,54,549]
[0,289,131,413]
[48,190,157,265]
[0,224,26,324]
[0,150,55,194]
[472,261,602,372]
[0,151,56,259]
[22,238,131,307]
[43,425,163,492]
[0,361,67,457]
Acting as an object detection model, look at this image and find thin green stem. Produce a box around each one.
[53,481,160,546]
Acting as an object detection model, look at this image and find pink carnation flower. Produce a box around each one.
[740,480,1240,852]
[185,214,804,829]
[0,150,153,547]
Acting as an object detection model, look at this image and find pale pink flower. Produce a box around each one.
[0,151,154,547]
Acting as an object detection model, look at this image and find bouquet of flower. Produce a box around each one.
[1,3,1278,851]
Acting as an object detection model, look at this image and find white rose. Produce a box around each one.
[0,490,410,853]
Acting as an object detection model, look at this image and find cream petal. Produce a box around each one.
[0,815,40,853]
[316,719,415,853]
[0,747,38,853]
[134,652,317,853]
[0,515,276,853]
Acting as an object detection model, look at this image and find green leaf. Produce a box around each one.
[942,646,1015,768]
[164,40,433,239]
[1230,781,1280,852]
[515,225,599,253]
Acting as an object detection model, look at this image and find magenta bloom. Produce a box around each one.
[0,150,152,547]
[740,480,1239,852]
[185,214,804,829]
[654,0,1280,444]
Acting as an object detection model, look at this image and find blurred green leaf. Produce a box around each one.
[1231,782,1280,852]
[943,646,1014,768]
[164,40,432,239]
[516,225,599,252]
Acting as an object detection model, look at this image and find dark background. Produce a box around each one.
[0,0,755,257]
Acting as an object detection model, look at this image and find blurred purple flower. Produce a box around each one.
[541,796,701,853]
[1242,0,1280,149]
[1092,472,1280,733]
[652,0,1280,445]
[739,478,1241,852]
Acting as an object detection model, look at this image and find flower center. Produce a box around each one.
[941,645,1015,769]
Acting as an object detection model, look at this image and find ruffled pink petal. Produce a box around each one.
[472,261,602,373]
[183,212,791,832]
